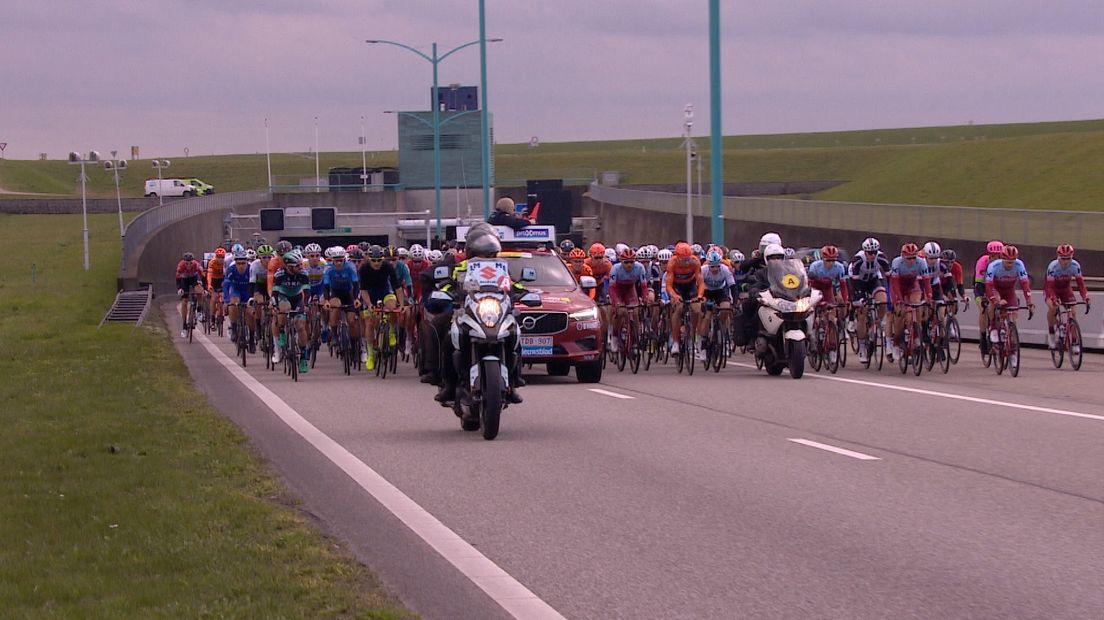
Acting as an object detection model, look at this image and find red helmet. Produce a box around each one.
[346,244,358,253]
[1057,244,1075,258]
[674,242,693,258]
[901,243,919,258]
[568,248,586,260]
[1000,245,1019,261]
[214,247,226,257]
[617,247,635,261]
[820,245,839,260]
[589,243,606,258]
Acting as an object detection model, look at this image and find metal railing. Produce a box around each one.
[121,191,271,269]
[589,184,1104,250]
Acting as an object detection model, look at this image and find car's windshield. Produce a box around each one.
[499,252,576,287]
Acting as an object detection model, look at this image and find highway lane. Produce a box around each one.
[177,322,1104,619]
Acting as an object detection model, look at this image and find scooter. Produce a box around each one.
[754,259,821,379]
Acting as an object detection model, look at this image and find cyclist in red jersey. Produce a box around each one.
[887,243,933,361]
[585,243,613,330]
[1044,244,1090,349]
[175,251,205,338]
[665,242,705,355]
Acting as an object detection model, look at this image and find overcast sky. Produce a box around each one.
[3,1,1103,160]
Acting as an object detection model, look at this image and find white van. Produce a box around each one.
[144,178,197,198]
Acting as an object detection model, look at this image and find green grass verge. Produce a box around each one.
[0,213,414,619]
[3,118,1104,210]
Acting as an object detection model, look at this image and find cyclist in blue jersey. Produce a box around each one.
[608,247,649,354]
[323,246,362,351]
[223,249,256,348]
[699,250,735,360]
[887,243,932,362]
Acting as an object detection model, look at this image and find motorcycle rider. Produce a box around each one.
[735,233,782,346]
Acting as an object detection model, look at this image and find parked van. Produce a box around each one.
[182,178,215,195]
[144,179,197,198]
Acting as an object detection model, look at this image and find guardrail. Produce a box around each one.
[589,184,1104,251]
[121,191,271,270]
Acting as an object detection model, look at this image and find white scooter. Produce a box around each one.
[754,258,821,379]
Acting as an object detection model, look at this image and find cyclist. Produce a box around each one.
[921,241,951,317]
[974,240,1004,355]
[270,250,312,374]
[265,240,294,296]
[175,251,205,338]
[699,249,735,360]
[358,245,404,370]
[1044,244,1090,349]
[302,243,328,340]
[386,246,414,353]
[665,242,705,355]
[808,245,849,313]
[887,243,932,362]
[205,247,227,325]
[939,249,967,305]
[848,237,890,363]
[566,248,597,300]
[607,247,648,355]
[558,239,575,264]
[222,249,255,349]
[585,243,613,330]
[729,250,749,298]
[250,245,274,305]
[984,244,1034,349]
[322,246,361,354]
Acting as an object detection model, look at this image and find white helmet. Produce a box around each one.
[330,246,347,259]
[428,249,443,262]
[245,249,257,260]
[861,237,881,252]
[604,248,617,261]
[304,243,322,255]
[759,232,782,254]
[783,247,796,259]
[397,246,409,258]
[729,249,745,263]
[763,243,785,260]
[637,245,655,260]
[657,249,672,261]
[410,245,426,261]
[922,241,942,258]
[614,243,629,256]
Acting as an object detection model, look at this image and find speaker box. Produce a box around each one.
[259,208,284,231]
[533,188,572,235]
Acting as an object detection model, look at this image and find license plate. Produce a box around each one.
[521,336,553,357]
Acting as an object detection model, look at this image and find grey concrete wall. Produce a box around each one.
[132,209,229,295]
[0,197,155,214]
[271,191,401,211]
[621,180,846,197]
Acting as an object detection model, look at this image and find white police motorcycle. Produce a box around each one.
[755,258,821,379]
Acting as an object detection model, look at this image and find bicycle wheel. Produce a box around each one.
[187,301,196,343]
[809,324,823,372]
[628,320,641,375]
[824,320,839,374]
[1068,319,1083,370]
[924,324,937,373]
[911,322,924,377]
[1007,322,1021,377]
[685,327,696,376]
[946,316,961,365]
[837,319,848,369]
[993,325,1006,375]
[898,329,909,374]
[873,324,885,371]
[1050,327,1065,368]
[615,325,628,372]
[937,322,951,374]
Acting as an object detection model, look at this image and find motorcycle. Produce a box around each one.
[442,259,541,440]
[754,258,821,379]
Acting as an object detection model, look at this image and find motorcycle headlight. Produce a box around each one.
[477,297,503,328]
[794,298,812,313]
[569,307,598,321]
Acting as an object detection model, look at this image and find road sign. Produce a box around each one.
[315,227,353,234]
[0,143,7,158]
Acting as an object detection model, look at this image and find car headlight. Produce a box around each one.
[477,297,503,328]
[569,307,598,321]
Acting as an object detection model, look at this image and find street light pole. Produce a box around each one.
[314,116,320,193]
[264,117,273,190]
[684,104,694,244]
[68,150,100,271]
[105,150,128,236]
[360,115,368,192]
[479,0,492,218]
[152,159,170,209]
[709,0,724,245]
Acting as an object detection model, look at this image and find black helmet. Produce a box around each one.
[358,241,370,252]
[348,248,364,260]
[559,239,575,254]
[275,240,293,254]
[941,249,957,262]
[465,222,501,258]
[367,245,385,259]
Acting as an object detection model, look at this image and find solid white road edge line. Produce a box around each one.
[195,332,565,620]
[729,362,1104,423]
[587,388,635,400]
[787,438,881,460]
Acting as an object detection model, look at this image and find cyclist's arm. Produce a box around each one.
[694,270,705,300]
[664,265,678,300]
[1076,274,1089,301]
[1044,272,1056,301]
[920,272,933,301]
[1018,274,1033,303]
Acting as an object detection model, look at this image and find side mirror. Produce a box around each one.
[579,275,597,289]
[433,266,450,280]
[521,267,537,282]
[519,292,542,308]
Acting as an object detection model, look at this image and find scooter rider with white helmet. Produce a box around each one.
[735,233,782,347]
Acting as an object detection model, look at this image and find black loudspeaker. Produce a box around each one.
[533,188,572,235]
[311,208,336,230]
[259,208,284,231]
[527,179,563,195]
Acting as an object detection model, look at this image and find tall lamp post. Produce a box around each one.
[68,150,100,271]
[103,150,128,237]
[314,116,321,193]
[152,159,171,208]
[366,37,501,233]
[684,104,694,244]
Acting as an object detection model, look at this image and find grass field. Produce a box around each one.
[0,213,413,618]
[3,118,1103,210]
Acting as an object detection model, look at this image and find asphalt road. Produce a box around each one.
[175,317,1104,620]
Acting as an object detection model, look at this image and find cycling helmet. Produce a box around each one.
[730,249,745,263]
[674,242,693,258]
[232,249,247,260]
[367,245,385,259]
[568,248,587,260]
[706,250,722,265]
[304,243,322,255]
[330,246,347,259]
[604,248,617,262]
[901,243,920,258]
[274,240,292,254]
[941,249,957,262]
[410,245,426,261]
[358,241,370,252]
[1057,244,1075,258]
[397,247,409,258]
[763,243,785,260]
[861,237,880,252]
[559,239,575,254]
[637,245,655,260]
[820,245,839,260]
[348,248,365,260]
[691,243,704,256]
[759,232,782,253]
[427,249,443,262]
[214,247,227,257]
[1000,245,1019,261]
[231,243,245,253]
[657,249,673,261]
[245,249,257,260]
[346,244,358,253]
[283,250,303,265]
[922,241,941,258]
[783,247,796,259]
[614,242,629,256]
[617,247,635,261]
[589,243,606,258]
[986,240,1004,254]
[182,251,194,261]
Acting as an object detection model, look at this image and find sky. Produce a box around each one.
[2,0,1103,160]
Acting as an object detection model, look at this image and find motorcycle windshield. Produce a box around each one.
[767,259,810,301]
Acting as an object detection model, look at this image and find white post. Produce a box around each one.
[696,146,703,224]
[114,165,124,237]
[265,117,273,190]
[360,115,368,192]
[79,160,90,271]
[424,210,431,248]
[684,104,694,244]
[156,161,164,208]
[314,116,320,193]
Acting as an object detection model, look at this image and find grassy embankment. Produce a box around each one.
[2,118,1104,210]
[0,213,413,618]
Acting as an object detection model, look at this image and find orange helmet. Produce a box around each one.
[1000,245,1019,261]
[214,247,227,257]
[820,245,839,260]
[674,242,693,258]
[1057,244,1075,258]
[589,243,606,258]
[901,243,919,258]
[568,248,586,260]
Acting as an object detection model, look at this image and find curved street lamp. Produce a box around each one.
[152,159,171,208]
[103,151,128,237]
